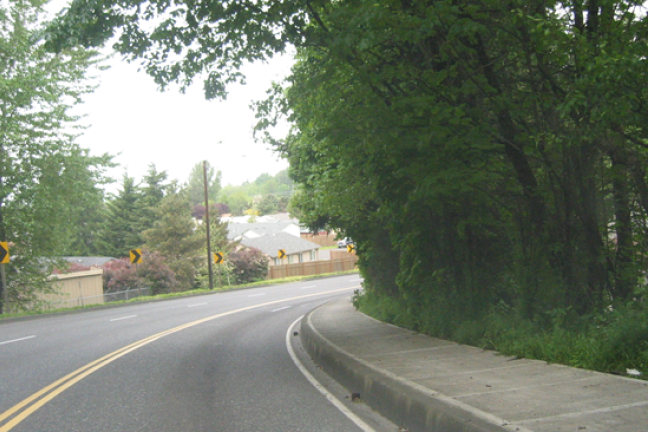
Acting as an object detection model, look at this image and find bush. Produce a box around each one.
[228,247,268,284]
[101,252,178,295]
[102,259,137,292]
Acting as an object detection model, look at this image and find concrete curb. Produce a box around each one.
[300,303,514,432]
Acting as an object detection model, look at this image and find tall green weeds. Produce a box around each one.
[354,290,648,378]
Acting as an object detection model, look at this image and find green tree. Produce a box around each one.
[0,0,111,312]
[143,191,204,290]
[46,0,648,323]
[134,164,169,234]
[184,161,221,207]
[257,194,279,216]
[196,213,231,288]
[97,175,142,257]
[220,187,251,216]
[66,199,108,256]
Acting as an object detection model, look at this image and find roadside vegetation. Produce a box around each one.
[354,290,648,378]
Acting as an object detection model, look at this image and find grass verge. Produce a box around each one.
[354,289,648,379]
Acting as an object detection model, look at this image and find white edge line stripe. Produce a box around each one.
[308,310,535,432]
[0,335,36,346]
[300,286,316,289]
[109,315,137,322]
[248,293,267,297]
[272,306,291,312]
[187,302,208,308]
[286,316,376,432]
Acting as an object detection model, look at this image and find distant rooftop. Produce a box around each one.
[240,232,320,258]
[63,256,117,267]
[221,213,299,224]
[226,221,299,240]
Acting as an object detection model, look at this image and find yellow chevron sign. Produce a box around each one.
[0,242,9,264]
[129,249,142,264]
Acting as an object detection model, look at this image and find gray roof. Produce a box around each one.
[227,222,298,240]
[240,232,320,258]
[63,256,118,267]
[265,213,300,223]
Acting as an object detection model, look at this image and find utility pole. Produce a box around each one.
[203,161,214,290]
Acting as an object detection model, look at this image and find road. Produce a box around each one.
[0,274,392,432]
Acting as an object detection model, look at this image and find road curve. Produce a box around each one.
[0,274,371,432]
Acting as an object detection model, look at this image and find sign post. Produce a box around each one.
[0,242,9,314]
[214,252,224,288]
[130,249,143,298]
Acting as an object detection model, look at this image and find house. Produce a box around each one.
[238,232,320,266]
[227,222,301,241]
[221,213,299,224]
[225,216,320,266]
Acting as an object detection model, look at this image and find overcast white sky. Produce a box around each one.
[46,1,293,194]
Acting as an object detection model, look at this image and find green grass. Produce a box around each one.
[0,270,359,321]
[354,290,648,379]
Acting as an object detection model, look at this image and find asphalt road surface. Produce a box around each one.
[0,274,394,432]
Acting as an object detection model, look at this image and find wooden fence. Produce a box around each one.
[268,254,358,279]
[300,232,338,247]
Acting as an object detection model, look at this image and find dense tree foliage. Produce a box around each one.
[46,1,648,332]
[219,169,293,215]
[143,190,204,290]
[0,0,111,312]
[134,164,170,234]
[97,175,143,257]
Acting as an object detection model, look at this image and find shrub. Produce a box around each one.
[101,252,178,295]
[228,247,268,284]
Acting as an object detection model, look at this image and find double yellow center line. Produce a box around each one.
[0,287,356,431]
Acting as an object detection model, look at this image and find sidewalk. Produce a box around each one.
[300,298,648,432]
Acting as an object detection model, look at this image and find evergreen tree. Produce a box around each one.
[143,191,204,290]
[97,175,142,257]
[134,164,168,234]
[196,212,231,287]
[184,161,221,207]
[66,200,109,256]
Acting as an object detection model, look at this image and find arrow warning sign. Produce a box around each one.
[0,242,9,264]
[214,252,224,264]
[347,244,355,254]
[129,249,142,264]
[278,249,287,259]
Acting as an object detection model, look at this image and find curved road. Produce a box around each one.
[0,274,388,431]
